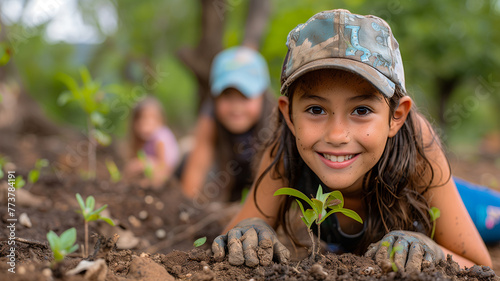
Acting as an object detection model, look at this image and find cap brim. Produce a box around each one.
[280,58,395,98]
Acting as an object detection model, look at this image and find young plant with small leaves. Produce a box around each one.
[76,193,115,257]
[47,228,79,262]
[194,237,207,248]
[105,158,121,183]
[274,185,363,259]
[57,67,112,179]
[0,156,7,179]
[137,150,153,179]
[429,207,441,239]
[381,241,403,272]
[27,159,49,189]
[14,176,25,189]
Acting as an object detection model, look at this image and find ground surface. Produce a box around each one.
[0,130,500,280]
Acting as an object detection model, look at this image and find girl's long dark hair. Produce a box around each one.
[253,72,450,254]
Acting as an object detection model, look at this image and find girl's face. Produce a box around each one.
[215,88,264,134]
[279,70,410,195]
[135,104,164,141]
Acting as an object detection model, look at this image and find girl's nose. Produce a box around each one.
[324,117,350,146]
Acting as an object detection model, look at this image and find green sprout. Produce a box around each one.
[14,176,25,189]
[47,228,79,262]
[105,158,121,183]
[274,185,363,259]
[0,156,7,179]
[27,159,49,189]
[429,207,441,239]
[193,237,207,248]
[57,67,112,179]
[76,193,115,257]
[381,241,403,272]
[137,150,153,179]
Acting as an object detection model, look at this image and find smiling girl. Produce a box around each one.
[211,9,492,271]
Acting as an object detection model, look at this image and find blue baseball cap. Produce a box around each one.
[210,46,270,98]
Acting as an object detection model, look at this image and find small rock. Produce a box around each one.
[42,268,52,277]
[309,264,328,280]
[19,213,32,228]
[156,229,166,239]
[145,195,154,204]
[128,215,141,228]
[66,259,107,281]
[155,201,164,210]
[363,266,374,275]
[128,256,174,281]
[18,266,26,275]
[138,210,148,220]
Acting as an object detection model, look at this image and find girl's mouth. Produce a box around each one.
[318,152,359,169]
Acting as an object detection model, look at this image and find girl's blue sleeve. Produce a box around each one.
[455,177,500,243]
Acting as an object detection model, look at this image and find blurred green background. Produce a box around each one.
[1,0,499,155]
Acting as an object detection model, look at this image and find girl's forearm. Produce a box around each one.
[440,246,489,268]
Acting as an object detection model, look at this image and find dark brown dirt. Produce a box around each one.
[1,130,500,280]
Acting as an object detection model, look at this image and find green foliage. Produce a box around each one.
[274,185,362,258]
[105,158,121,183]
[76,193,115,226]
[137,150,153,179]
[193,237,207,248]
[0,156,7,179]
[15,176,25,189]
[47,228,79,262]
[429,207,441,239]
[28,159,49,184]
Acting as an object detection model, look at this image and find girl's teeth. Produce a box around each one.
[323,154,354,163]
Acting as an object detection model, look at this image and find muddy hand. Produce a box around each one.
[212,218,290,267]
[365,230,444,273]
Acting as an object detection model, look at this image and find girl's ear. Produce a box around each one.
[389,96,413,137]
[278,96,296,136]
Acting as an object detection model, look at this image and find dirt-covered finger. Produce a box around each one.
[257,228,274,266]
[406,242,424,273]
[375,235,395,266]
[212,235,227,262]
[364,242,379,259]
[227,229,244,266]
[273,241,290,264]
[241,228,259,267]
[393,238,409,272]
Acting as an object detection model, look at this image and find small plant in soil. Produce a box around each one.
[137,150,153,179]
[194,237,207,247]
[382,241,403,272]
[27,158,49,189]
[57,67,112,179]
[76,193,115,257]
[274,185,363,259]
[14,175,25,189]
[47,228,79,262]
[429,207,441,239]
[105,158,121,183]
[0,155,7,179]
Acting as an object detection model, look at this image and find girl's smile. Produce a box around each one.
[279,69,406,193]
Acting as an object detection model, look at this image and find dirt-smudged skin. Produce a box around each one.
[227,229,245,266]
[406,243,424,273]
[241,228,259,267]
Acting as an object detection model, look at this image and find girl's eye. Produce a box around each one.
[307,106,325,115]
[352,106,372,116]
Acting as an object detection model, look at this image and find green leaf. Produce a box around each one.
[90,111,105,127]
[28,170,39,184]
[429,207,441,222]
[93,129,111,146]
[68,244,79,254]
[36,159,49,169]
[86,196,95,212]
[316,185,323,201]
[88,204,107,217]
[47,231,60,251]
[327,191,344,209]
[76,193,86,212]
[0,44,11,66]
[0,168,3,179]
[302,209,316,229]
[57,91,73,106]
[100,216,115,226]
[194,237,207,247]
[15,176,25,189]
[274,188,314,210]
[311,198,324,217]
[338,208,363,224]
[60,228,77,249]
[295,199,306,216]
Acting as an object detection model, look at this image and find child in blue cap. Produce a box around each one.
[181,46,275,203]
[211,9,492,271]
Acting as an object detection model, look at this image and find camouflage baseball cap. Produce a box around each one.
[280,9,406,97]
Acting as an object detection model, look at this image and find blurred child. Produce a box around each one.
[126,96,180,188]
[212,10,492,270]
[181,46,275,203]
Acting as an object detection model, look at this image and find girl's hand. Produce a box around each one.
[212,218,290,267]
[365,230,445,273]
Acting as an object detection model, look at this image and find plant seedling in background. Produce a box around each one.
[47,228,79,262]
[57,67,112,180]
[193,237,207,247]
[0,156,7,179]
[76,193,115,257]
[274,185,363,260]
[429,207,441,239]
[14,176,26,189]
[105,158,121,183]
[27,159,49,189]
[137,150,153,179]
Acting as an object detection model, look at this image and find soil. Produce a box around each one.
[1,129,500,280]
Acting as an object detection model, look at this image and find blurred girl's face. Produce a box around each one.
[135,104,163,141]
[215,88,263,134]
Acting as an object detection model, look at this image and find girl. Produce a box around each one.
[211,10,492,271]
[125,96,180,188]
[181,46,275,203]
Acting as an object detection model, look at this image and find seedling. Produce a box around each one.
[27,159,49,189]
[76,193,115,257]
[57,67,112,179]
[47,228,79,262]
[105,158,121,183]
[274,185,363,259]
[382,241,403,272]
[0,156,7,179]
[14,176,25,189]
[137,150,153,179]
[193,237,207,247]
[429,207,441,239]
